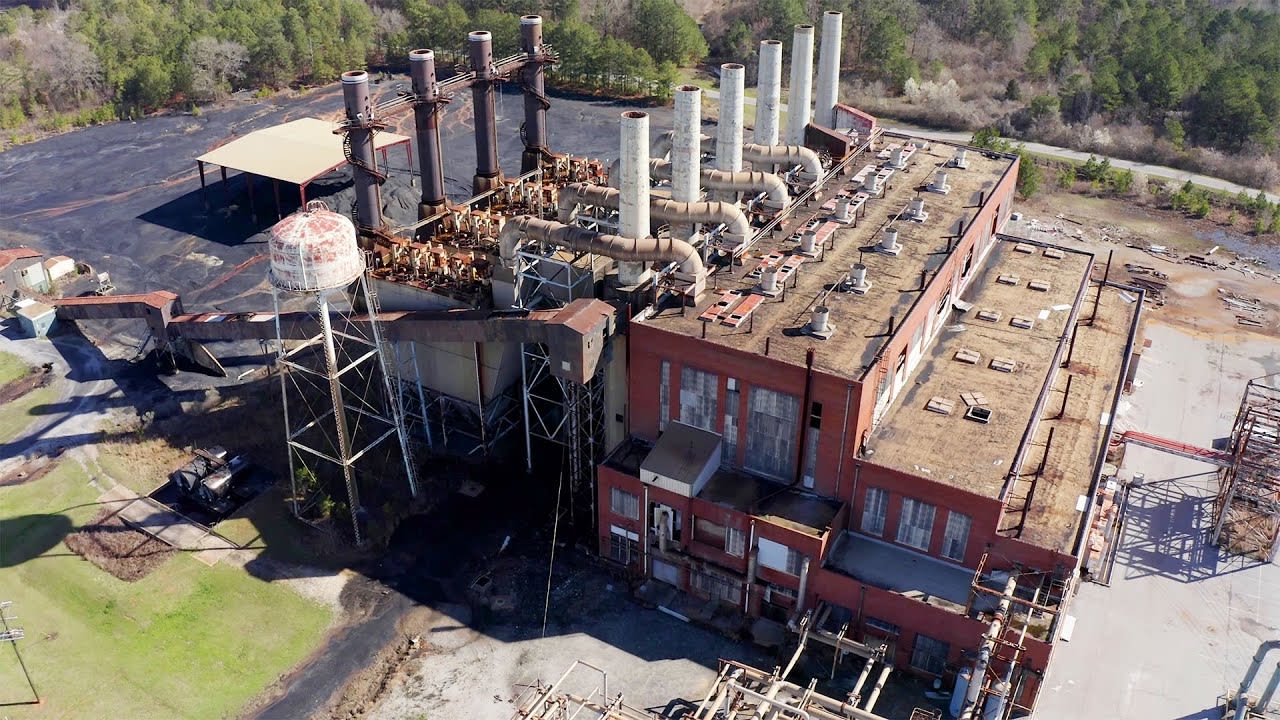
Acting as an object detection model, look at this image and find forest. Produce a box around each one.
[0,0,1277,187]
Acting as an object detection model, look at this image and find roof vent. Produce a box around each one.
[929,171,950,194]
[863,173,882,194]
[954,348,980,364]
[990,357,1016,373]
[806,305,835,339]
[846,263,872,294]
[927,396,956,415]
[1028,279,1051,292]
[1010,315,1034,329]
[1044,247,1065,259]
[1014,243,1035,254]
[964,406,992,424]
[798,230,820,257]
[976,309,1001,322]
[949,149,969,169]
[832,196,853,224]
[906,197,928,222]
[758,265,781,296]
[879,227,902,255]
[890,146,907,169]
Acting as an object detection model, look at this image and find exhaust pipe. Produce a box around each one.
[716,63,745,174]
[340,71,383,230]
[814,11,843,128]
[519,16,548,173]
[469,31,502,194]
[786,24,815,145]
[409,50,446,218]
[755,40,783,146]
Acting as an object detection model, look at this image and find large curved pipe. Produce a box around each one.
[557,183,752,245]
[743,142,823,179]
[498,215,703,276]
[649,160,789,208]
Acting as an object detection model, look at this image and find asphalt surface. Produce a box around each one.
[701,87,1280,205]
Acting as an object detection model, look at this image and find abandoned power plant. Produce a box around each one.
[4,10,1280,720]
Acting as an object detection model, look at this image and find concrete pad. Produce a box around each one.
[96,483,140,509]
[116,496,209,551]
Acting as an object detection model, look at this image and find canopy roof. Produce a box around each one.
[196,118,410,186]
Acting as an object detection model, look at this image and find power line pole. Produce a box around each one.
[1,600,40,705]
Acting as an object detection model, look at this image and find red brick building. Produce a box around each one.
[595,134,1139,713]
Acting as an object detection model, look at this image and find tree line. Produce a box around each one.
[0,0,707,133]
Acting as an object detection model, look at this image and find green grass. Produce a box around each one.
[0,350,29,386]
[0,382,59,444]
[0,461,333,719]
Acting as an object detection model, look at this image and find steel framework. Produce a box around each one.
[1213,374,1280,561]
[274,275,417,544]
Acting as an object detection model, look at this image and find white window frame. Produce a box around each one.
[896,497,936,552]
[942,510,972,562]
[610,487,639,520]
[726,526,746,558]
[862,487,888,536]
[679,365,719,432]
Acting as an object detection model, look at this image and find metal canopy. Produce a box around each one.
[196,118,410,186]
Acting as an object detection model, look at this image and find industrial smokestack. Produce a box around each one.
[340,71,382,230]
[716,63,745,173]
[672,85,701,205]
[618,110,652,285]
[813,11,843,129]
[409,50,446,219]
[469,31,502,194]
[519,16,548,173]
[786,24,814,145]
[755,40,783,146]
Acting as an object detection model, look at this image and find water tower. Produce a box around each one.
[269,200,417,544]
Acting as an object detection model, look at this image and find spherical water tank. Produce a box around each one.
[268,201,364,293]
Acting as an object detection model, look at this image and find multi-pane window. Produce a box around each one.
[658,360,670,431]
[745,386,800,479]
[610,487,639,519]
[942,511,972,562]
[862,487,888,536]
[897,497,936,551]
[757,537,804,575]
[802,402,822,489]
[910,634,950,675]
[725,526,746,557]
[723,378,740,465]
[608,527,639,565]
[679,366,719,432]
[785,547,807,576]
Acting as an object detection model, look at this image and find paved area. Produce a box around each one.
[1036,322,1280,719]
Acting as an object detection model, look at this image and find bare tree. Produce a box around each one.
[186,36,248,102]
[371,7,408,63]
[14,12,104,111]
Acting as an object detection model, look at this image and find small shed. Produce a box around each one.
[0,247,43,298]
[43,255,76,283]
[16,299,56,338]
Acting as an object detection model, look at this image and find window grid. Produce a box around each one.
[897,497,936,551]
[745,386,800,480]
[658,360,670,431]
[726,527,746,557]
[723,378,740,465]
[862,487,888,536]
[942,511,972,562]
[679,365,719,431]
[910,633,949,675]
[610,487,638,520]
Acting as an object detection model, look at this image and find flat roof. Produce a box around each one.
[638,138,1014,380]
[641,422,722,486]
[698,469,842,537]
[866,237,1138,552]
[196,118,410,186]
[825,530,972,609]
[0,246,41,271]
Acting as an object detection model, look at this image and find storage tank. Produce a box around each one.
[950,667,971,718]
[268,200,365,293]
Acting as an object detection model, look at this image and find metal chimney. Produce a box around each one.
[814,11,843,129]
[755,40,783,146]
[786,24,815,145]
[469,31,502,194]
[409,50,446,219]
[716,63,745,173]
[341,70,383,230]
[519,16,548,173]
[673,85,702,205]
[618,110,652,285]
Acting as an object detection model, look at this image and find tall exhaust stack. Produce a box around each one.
[716,63,745,173]
[618,110,652,286]
[469,31,502,194]
[409,50,446,219]
[519,16,548,173]
[786,24,815,145]
[672,85,702,241]
[814,11,843,129]
[755,40,783,146]
[340,71,383,230]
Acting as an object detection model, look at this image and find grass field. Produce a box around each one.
[0,349,29,386]
[0,382,59,443]
[0,460,333,719]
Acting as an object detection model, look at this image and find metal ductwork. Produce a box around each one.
[409,50,446,218]
[742,142,823,179]
[340,71,383,230]
[813,11,843,129]
[755,40,783,146]
[556,183,751,246]
[787,24,815,145]
[519,15,549,173]
[497,215,704,276]
[645,159,790,209]
[651,130,712,160]
[716,63,745,174]
[469,31,502,194]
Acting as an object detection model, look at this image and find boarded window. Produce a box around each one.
[942,511,972,562]
[726,526,746,557]
[610,487,638,519]
[745,386,800,479]
[897,497,936,551]
[659,360,670,431]
[862,487,888,536]
[680,366,719,432]
[695,517,727,547]
[693,569,742,605]
[723,378,740,466]
[802,402,822,488]
[910,633,950,675]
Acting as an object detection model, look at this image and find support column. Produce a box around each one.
[410,49,447,219]
[786,24,815,145]
[618,110,651,286]
[814,11,843,129]
[341,70,383,230]
[755,40,783,146]
[519,15,549,173]
[469,31,503,194]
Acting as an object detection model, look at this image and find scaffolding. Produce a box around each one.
[1213,374,1280,561]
